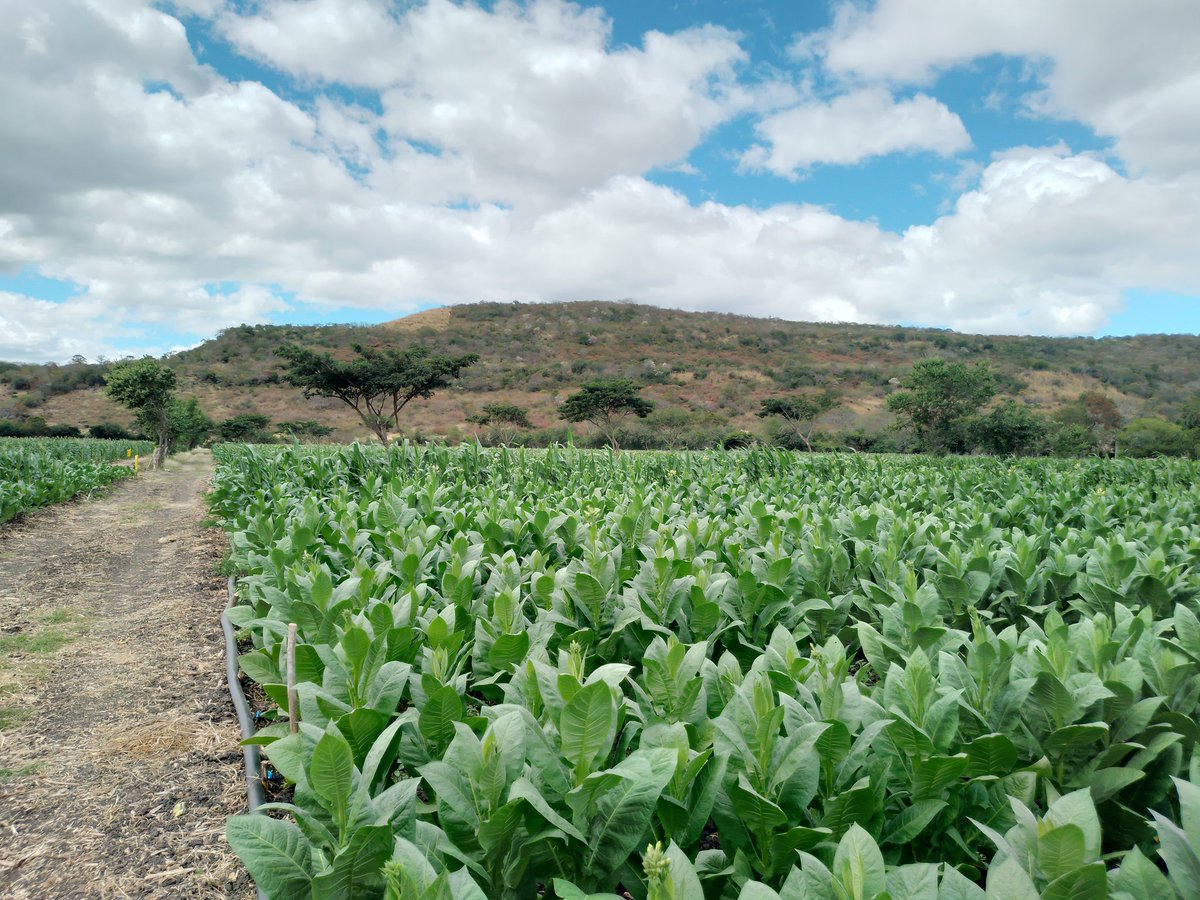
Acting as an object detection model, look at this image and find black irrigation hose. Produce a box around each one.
[222,575,270,900]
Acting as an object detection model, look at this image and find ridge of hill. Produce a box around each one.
[3,301,1199,442]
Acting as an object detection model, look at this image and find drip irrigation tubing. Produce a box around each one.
[222,574,269,900]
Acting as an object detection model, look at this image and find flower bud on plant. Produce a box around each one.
[643,842,675,900]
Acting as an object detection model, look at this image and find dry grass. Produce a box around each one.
[0,452,253,898]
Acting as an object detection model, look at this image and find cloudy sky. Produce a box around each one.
[2,0,1199,362]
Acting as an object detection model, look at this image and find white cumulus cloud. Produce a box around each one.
[818,0,1200,176]
[0,0,1198,361]
[742,87,971,175]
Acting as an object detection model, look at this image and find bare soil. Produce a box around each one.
[0,450,252,898]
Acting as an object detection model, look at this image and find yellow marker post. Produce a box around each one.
[126,448,131,458]
[134,455,139,475]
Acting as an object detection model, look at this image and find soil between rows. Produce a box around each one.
[0,450,253,898]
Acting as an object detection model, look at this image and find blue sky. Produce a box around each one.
[1,0,1198,361]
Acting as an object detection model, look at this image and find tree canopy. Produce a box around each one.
[278,343,478,444]
[218,412,274,444]
[468,403,533,429]
[170,396,213,451]
[886,359,996,453]
[1119,418,1195,457]
[757,395,832,452]
[104,357,178,467]
[1055,391,1123,455]
[972,399,1046,456]
[277,420,334,441]
[559,379,653,450]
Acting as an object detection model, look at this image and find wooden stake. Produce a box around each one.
[286,623,299,734]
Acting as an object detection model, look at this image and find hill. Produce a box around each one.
[2,301,1199,444]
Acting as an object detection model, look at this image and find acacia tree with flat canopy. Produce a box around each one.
[559,378,653,451]
[104,356,177,470]
[757,395,832,452]
[278,343,478,445]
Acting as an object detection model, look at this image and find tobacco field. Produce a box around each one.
[0,437,154,524]
[212,444,1200,900]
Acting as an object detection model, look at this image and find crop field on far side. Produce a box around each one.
[212,444,1200,899]
[0,437,155,524]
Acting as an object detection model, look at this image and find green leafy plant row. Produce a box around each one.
[0,437,153,523]
[211,443,1200,899]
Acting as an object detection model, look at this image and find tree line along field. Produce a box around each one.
[5,301,1200,451]
[212,443,1200,899]
[0,436,154,524]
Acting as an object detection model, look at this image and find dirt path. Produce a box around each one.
[0,450,252,898]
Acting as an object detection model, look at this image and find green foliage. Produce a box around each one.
[1047,423,1097,457]
[104,357,178,457]
[465,403,531,429]
[559,379,654,450]
[89,421,136,440]
[467,404,533,445]
[971,399,1047,456]
[757,395,833,452]
[219,412,275,444]
[0,437,152,523]
[278,343,478,445]
[215,445,1200,899]
[1119,417,1195,457]
[170,396,213,450]
[886,359,996,453]
[1055,392,1123,455]
[277,420,336,441]
[1180,399,1200,434]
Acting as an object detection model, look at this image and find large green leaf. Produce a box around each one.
[1036,824,1085,881]
[227,814,314,900]
[832,824,885,900]
[883,800,946,845]
[309,726,355,828]
[983,857,1038,900]
[964,734,1018,779]
[311,823,392,900]
[419,685,465,755]
[582,748,677,879]
[729,774,787,834]
[1039,862,1106,900]
[1150,811,1200,900]
[560,680,617,780]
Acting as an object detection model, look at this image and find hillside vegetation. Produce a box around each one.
[2,301,1198,445]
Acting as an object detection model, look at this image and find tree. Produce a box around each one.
[558,379,653,450]
[757,395,832,452]
[218,413,275,443]
[170,396,213,450]
[277,420,335,441]
[468,403,533,445]
[971,400,1046,456]
[886,359,995,454]
[278,343,478,445]
[468,403,533,429]
[104,357,177,468]
[1048,423,1097,457]
[1118,418,1195,457]
[1178,398,1200,434]
[89,422,134,440]
[1055,391,1122,455]
[641,407,697,450]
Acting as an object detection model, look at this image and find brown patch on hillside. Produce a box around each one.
[380,306,454,333]
[1018,370,1111,407]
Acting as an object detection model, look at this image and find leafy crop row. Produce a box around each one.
[212,443,1200,899]
[0,437,153,523]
